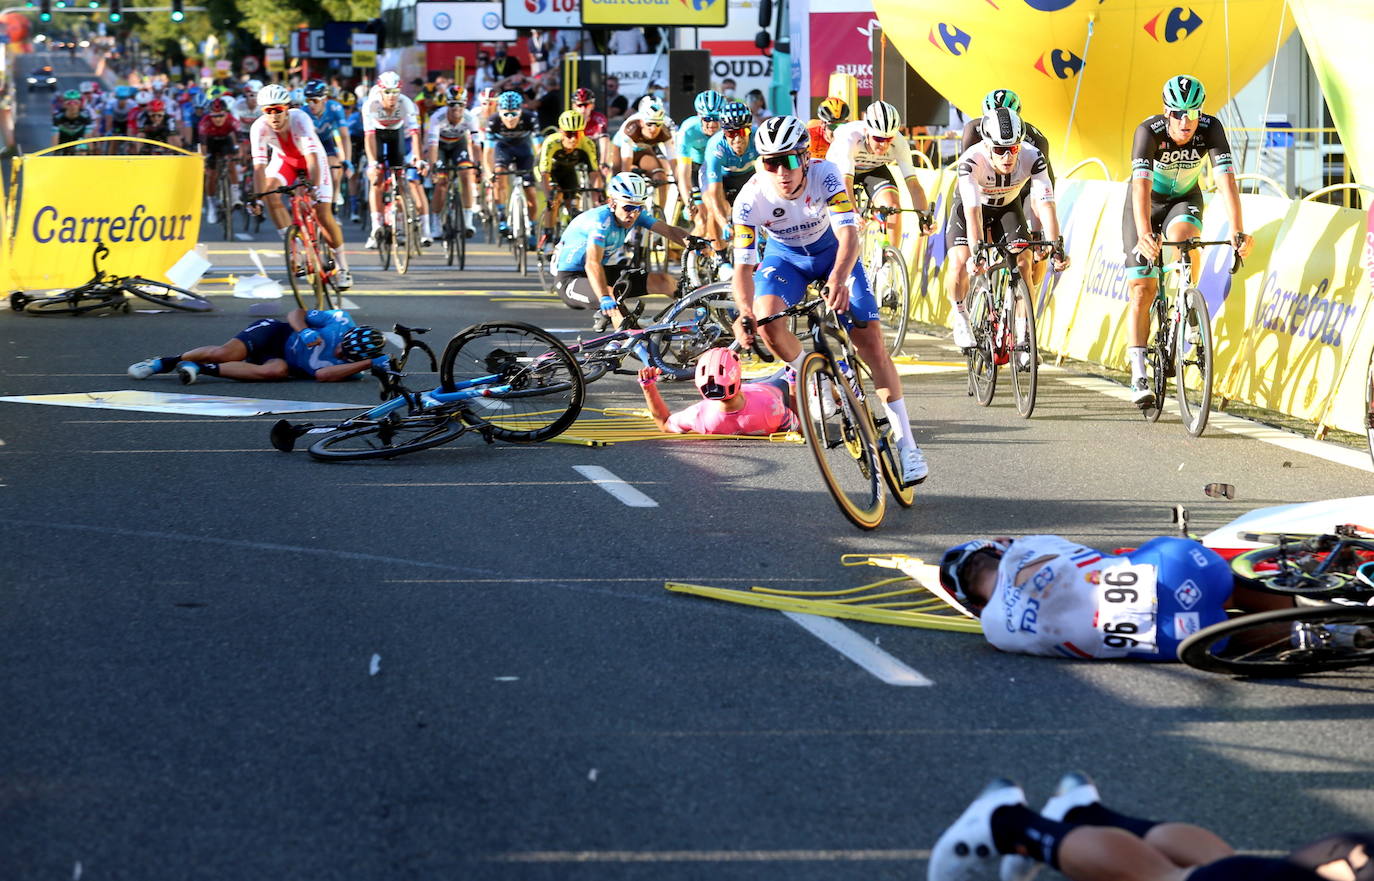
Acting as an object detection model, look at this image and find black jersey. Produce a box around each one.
[484,110,539,146]
[1130,113,1234,200]
[52,110,93,141]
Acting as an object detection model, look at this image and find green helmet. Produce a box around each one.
[1162,75,1205,112]
[982,88,1021,114]
[63,89,82,102]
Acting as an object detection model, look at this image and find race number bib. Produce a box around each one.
[1094,562,1158,657]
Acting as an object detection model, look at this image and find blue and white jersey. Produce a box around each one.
[305,99,348,153]
[701,130,758,187]
[284,310,357,377]
[675,116,712,165]
[553,204,658,272]
[345,108,364,138]
[731,159,856,265]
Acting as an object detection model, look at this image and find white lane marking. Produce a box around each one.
[572,465,659,507]
[783,612,933,687]
[234,233,254,241]
[369,654,381,676]
[490,848,934,863]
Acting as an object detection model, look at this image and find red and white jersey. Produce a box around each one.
[955,141,1054,209]
[363,93,420,135]
[250,109,326,167]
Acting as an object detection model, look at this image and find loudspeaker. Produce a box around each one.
[870,24,946,128]
[668,50,710,122]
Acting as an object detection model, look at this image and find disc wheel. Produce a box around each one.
[875,247,911,356]
[1175,286,1214,437]
[797,351,885,530]
[123,278,213,312]
[307,414,466,461]
[965,283,996,406]
[1009,278,1038,418]
[1178,604,1374,677]
[439,321,585,443]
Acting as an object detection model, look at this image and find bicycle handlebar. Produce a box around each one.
[249,180,311,200]
[1157,237,1245,275]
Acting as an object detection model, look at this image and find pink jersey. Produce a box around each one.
[250,109,326,168]
[665,384,798,435]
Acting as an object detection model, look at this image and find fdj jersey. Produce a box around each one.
[1131,114,1235,200]
[554,203,657,272]
[284,310,358,378]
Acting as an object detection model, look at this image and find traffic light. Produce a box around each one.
[39,0,51,20]
[108,0,121,20]
[54,0,67,8]
[87,0,98,8]
[170,0,184,20]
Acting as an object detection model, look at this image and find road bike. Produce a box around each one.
[374,162,424,275]
[1179,527,1374,677]
[855,198,931,356]
[253,181,340,311]
[489,169,534,277]
[433,156,476,270]
[535,179,600,289]
[1137,237,1243,436]
[964,236,1060,418]
[207,152,237,240]
[9,241,212,315]
[270,321,585,462]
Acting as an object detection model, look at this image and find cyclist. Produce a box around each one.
[552,171,697,328]
[197,97,243,225]
[807,96,849,160]
[674,90,726,240]
[944,107,1069,352]
[701,101,759,265]
[362,70,430,250]
[570,86,610,150]
[637,348,799,436]
[302,79,351,213]
[341,91,366,222]
[126,309,383,384]
[1124,74,1253,407]
[51,90,93,152]
[424,84,481,242]
[103,85,136,145]
[136,98,181,151]
[535,108,601,252]
[232,79,263,127]
[249,83,353,290]
[485,89,539,244]
[610,100,676,205]
[729,115,929,485]
[825,100,933,258]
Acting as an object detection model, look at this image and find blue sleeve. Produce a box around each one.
[635,210,658,230]
[701,143,722,186]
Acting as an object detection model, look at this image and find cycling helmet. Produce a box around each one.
[257,83,291,108]
[115,85,135,99]
[147,99,166,113]
[303,79,328,99]
[558,109,586,132]
[478,87,498,103]
[340,326,386,361]
[637,95,664,116]
[817,96,849,125]
[338,91,357,107]
[720,101,751,130]
[208,97,229,113]
[1162,74,1205,112]
[937,539,1003,605]
[754,114,809,156]
[289,88,306,105]
[79,80,95,94]
[444,85,467,105]
[863,100,902,137]
[135,89,152,105]
[246,78,264,94]
[497,90,523,112]
[694,89,725,119]
[642,106,667,125]
[694,347,742,400]
[982,88,1021,114]
[979,106,1025,147]
[377,71,401,91]
[62,89,81,102]
[607,171,653,206]
[572,87,595,104]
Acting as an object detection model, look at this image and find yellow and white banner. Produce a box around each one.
[581,0,726,28]
[3,148,203,289]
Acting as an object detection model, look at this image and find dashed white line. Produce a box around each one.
[784,612,933,687]
[572,465,659,507]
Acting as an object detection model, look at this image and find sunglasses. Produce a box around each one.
[574,101,594,108]
[381,89,401,97]
[1167,109,1200,121]
[870,135,894,144]
[616,203,644,214]
[990,143,1020,156]
[561,130,582,138]
[643,122,662,129]
[500,111,520,119]
[262,105,289,115]
[307,96,325,102]
[724,126,751,137]
[761,151,806,171]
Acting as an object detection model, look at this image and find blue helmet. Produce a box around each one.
[720,101,751,130]
[693,89,725,120]
[115,85,135,100]
[303,79,329,99]
[497,90,523,112]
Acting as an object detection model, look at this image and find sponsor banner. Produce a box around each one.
[581,0,726,28]
[417,2,516,43]
[603,53,669,106]
[351,33,377,68]
[265,47,286,72]
[4,154,202,289]
[1289,0,1373,187]
[703,54,771,103]
[1033,180,1114,356]
[503,0,579,29]
[809,10,878,99]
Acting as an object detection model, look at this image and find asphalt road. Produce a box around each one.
[4,48,1374,881]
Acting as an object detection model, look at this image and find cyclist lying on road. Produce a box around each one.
[637,348,798,436]
[126,309,384,384]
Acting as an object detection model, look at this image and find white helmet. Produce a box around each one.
[378,71,401,91]
[607,171,653,206]
[246,78,264,93]
[643,106,666,125]
[979,106,1025,148]
[637,95,663,115]
[134,89,152,105]
[753,115,809,156]
[863,100,902,137]
[257,83,291,107]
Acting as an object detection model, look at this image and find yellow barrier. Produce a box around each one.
[3,138,203,290]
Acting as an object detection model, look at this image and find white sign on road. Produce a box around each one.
[416,2,517,43]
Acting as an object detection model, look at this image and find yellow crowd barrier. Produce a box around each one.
[2,137,203,290]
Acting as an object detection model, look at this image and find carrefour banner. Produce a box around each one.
[4,153,203,290]
[581,0,726,28]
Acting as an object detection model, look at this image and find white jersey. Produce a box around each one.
[731,159,857,265]
[249,109,327,167]
[425,108,480,147]
[825,121,919,178]
[362,94,420,135]
[955,141,1054,209]
[231,96,262,126]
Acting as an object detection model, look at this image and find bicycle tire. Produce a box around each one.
[285,225,319,310]
[856,359,915,508]
[508,187,529,277]
[393,192,411,275]
[1178,604,1374,677]
[23,286,126,316]
[218,162,234,240]
[454,174,469,271]
[797,351,885,530]
[438,321,585,443]
[654,283,735,369]
[378,222,393,272]
[876,246,911,356]
[1175,286,1213,437]
[123,278,213,312]
[1228,543,1368,599]
[444,186,457,267]
[1141,298,1168,422]
[307,414,467,461]
[1009,278,1039,418]
[965,283,996,406]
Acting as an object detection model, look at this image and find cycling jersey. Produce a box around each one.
[136,111,178,143]
[345,109,364,138]
[732,159,856,264]
[484,109,539,145]
[1131,113,1234,200]
[231,96,262,127]
[104,97,134,134]
[581,109,609,139]
[825,121,920,179]
[537,133,597,175]
[554,203,657,272]
[675,116,713,165]
[52,110,93,142]
[980,536,1231,660]
[960,117,1055,183]
[362,94,420,136]
[665,383,798,435]
[955,141,1054,209]
[613,117,676,158]
[251,109,331,200]
[806,123,835,161]
[198,113,241,140]
[305,98,348,155]
[424,108,480,149]
[284,310,358,378]
[701,130,758,187]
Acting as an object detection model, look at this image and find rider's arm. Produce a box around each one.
[405,99,423,162]
[584,240,611,300]
[891,137,930,212]
[1129,122,1160,261]
[637,369,675,431]
[705,178,730,232]
[956,157,985,250]
[313,359,375,382]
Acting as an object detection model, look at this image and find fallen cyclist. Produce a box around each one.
[637,348,797,436]
[126,308,385,384]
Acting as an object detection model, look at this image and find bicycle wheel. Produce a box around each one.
[965,282,996,406]
[1229,543,1369,599]
[123,278,213,312]
[855,359,914,508]
[797,351,885,530]
[218,164,234,240]
[1174,286,1213,437]
[454,174,469,271]
[443,182,458,267]
[284,225,324,310]
[1140,300,1168,423]
[377,220,393,272]
[654,283,735,370]
[875,247,911,356]
[393,192,411,275]
[1009,278,1039,418]
[24,286,126,316]
[1178,605,1374,677]
[438,321,585,443]
[508,187,529,277]
[307,414,467,461]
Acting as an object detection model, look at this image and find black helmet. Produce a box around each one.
[303,79,329,100]
[341,325,385,360]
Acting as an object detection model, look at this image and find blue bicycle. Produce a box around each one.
[270,321,585,461]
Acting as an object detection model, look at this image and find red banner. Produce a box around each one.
[808,11,878,98]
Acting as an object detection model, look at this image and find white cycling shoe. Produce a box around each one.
[900,444,929,485]
[127,357,161,379]
[1000,773,1100,881]
[951,313,976,350]
[1130,377,1155,407]
[364,229,380,250]
[928,778,1026,881]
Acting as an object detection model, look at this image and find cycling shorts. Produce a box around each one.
[1122,536,1230,661]
[437,143,472,169]
[233,318,293,363]
[204,135,236,158]
[703,168,754,204]
[493,140,535,186]
[373,130,419,181]
[855,164,898,199]
[554,265,648,310]
[755,227,879,324]
[945,193,1029,251]
[1122,191,1203,280]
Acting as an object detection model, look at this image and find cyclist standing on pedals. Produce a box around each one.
[944,107,1069,352]
[610,98,676,208]
[302,80,352,221]
[197,97,242,225]
[249,83,353,290]
[425,84,481,241]
[535,108,601,253]
[552,172,698,329]
[674,90,726,242]
[807,96,849,161]
[1123,74,1253,407]
[485,89,540,246]
[362,71,430,250]
[701,101,760,273]
[730,115,930,486]
[826,100,934,254]
[637,347,799,436]
[51,90,93,152]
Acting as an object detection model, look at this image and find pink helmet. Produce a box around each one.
[695,348,742,399]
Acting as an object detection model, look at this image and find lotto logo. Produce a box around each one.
[524,0,544,12]
[1174,580,1201,610]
